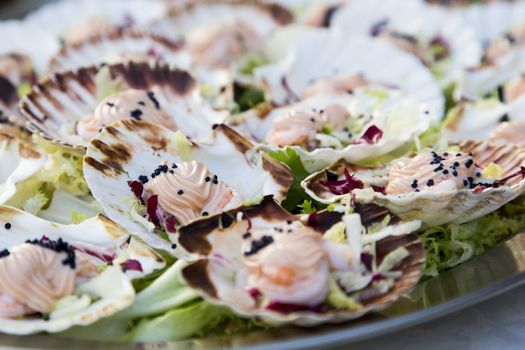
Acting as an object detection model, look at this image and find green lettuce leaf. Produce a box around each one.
[60,260,264,342]
[268,148,324,213]
[420,196,525,277]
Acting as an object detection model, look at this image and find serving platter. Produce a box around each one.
[0,230,523,350]
[2,0,525,349]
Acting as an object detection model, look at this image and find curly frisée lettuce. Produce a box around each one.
[420,196,525,277]
[5,137,98,224]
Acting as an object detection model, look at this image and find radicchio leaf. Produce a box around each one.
[320,168,364,195]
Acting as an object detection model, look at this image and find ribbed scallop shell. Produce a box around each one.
[303,140,525,226]
[229,91,433,172]
[255,29,445,117]
[176,197,425,325]
[25,0,167,39]
[331,0,482,87]
[149,0,293,42]
[47,30,191,74]
[83,120,293,252]
[456,2,525,97]
[20,61,224,149]
[0,205,135,334]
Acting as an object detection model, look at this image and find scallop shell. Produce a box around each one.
[0,133,46,204]
[229,89,433,172]
[303,140,525,226]
[176,196,425,325]
[25,0,168,39]
[443,99,512,142]
[0,20,60,75]
[47,30,191,74]
[149,0,294,42]
[0,205,135,334]
[20,61,225,149]
[331,0,482,87]
[254,29,445,117]
[455,2,525,97]
[83,120,293,252]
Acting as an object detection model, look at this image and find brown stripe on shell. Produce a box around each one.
[0,76,17,106]
[262,155,294,198]
[214,124,253,154]
[181,260,218,298]
[459,140,525,186]
[111,61,196,96]
[90,139,131,172]
[83,156,123,176]
[119,120,170,152]
[166,0,293,26]
[214,124,294,195]
[49,30,184,72]
[357,233,424,307]
[355,203,401,227]
[178,196,291,255]
[96,215,128,239]
[306,211,344,233]
[0,205,22,222]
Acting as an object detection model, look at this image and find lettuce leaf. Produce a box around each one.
[5,138,95,224]
[60,260,264,342]
[420,196,525,277]
[268,148,325,213]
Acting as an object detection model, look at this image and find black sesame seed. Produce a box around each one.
[220,212,234,229]
[415,189,420,192]
[499,114,510,123]
[443,152,449,156]
[465,159,473,168]
[443,169,449,175]
[476,172,481,177]
[434,166,443,172]
[452,171,458,177]
[138,101,146,106]
[177,189,184,195]
[161,165,168,173]
[147,91,160,109]
[155,169,161,176]
[453,162,460,167]
[4,223,11,230]
[169,170,174,174]
[172,163,177,169]
[242,232,251,239]
[310,117,315,122]
[287,220,293,225]
[411,180,418,188]
[106,102,115,107]
[130,109,143,120]
[0,249,9,258]
[138,175,149,184]
[205,176,211,182]
[171,243,177,249]
[468,176,474,183]
[202,211,209,216]
[326,171,338,181]
[456,153,461,157]
[463,179,468,186]
[212,124,219,130]
[244,235,274,256]
[427,179,434,186]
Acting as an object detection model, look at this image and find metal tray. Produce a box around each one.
[2,1,525,348]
